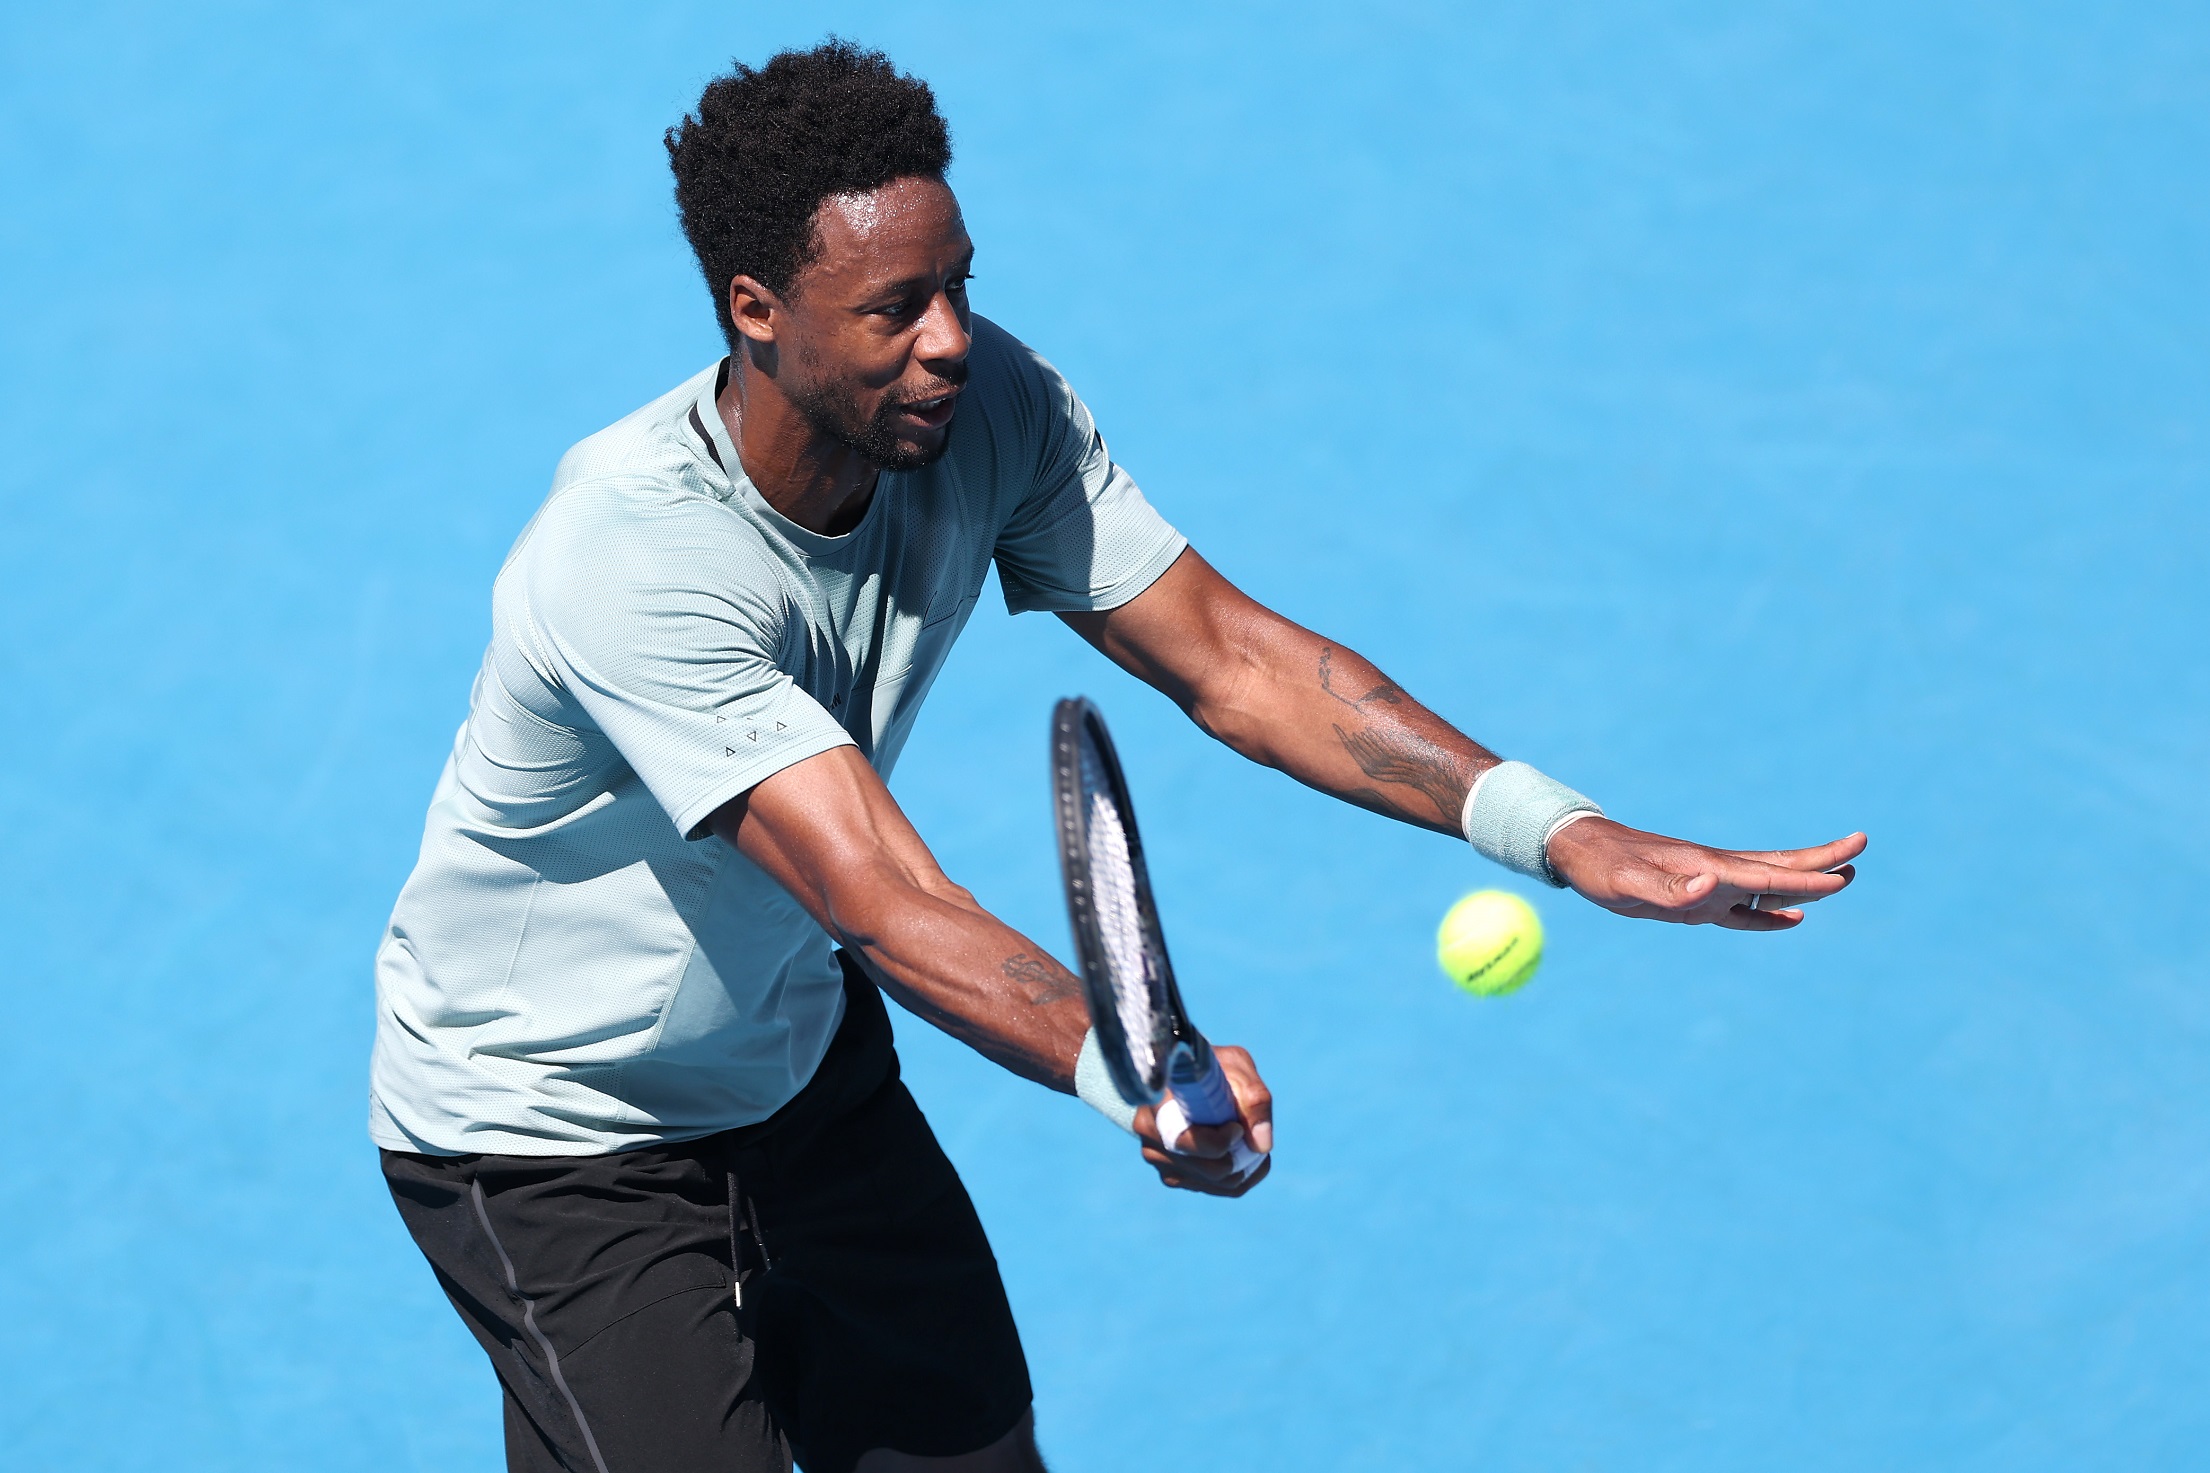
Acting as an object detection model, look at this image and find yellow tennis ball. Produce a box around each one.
[1436,889,1544,997]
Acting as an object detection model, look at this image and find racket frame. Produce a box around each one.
[1050,697,1218,1108]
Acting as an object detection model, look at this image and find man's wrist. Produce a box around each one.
[1073,1027,1140,1133]
[1540,809,1609,885]
[1460,760,1604,888]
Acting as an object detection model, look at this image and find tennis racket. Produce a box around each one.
[1051,697,1265,1178]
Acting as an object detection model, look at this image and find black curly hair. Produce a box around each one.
[666,40,953,345]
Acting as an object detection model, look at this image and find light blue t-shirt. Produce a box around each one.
[369,317,1186,1156]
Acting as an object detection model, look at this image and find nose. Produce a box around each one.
[914,288,971,375]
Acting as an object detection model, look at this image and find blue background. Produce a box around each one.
[3,4,2205,1468]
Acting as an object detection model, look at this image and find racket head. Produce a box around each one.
[1051,698,1181,1107]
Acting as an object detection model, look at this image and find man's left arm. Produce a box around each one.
[1062,549,1863,925]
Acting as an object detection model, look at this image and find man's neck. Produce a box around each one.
[716,355,879,537]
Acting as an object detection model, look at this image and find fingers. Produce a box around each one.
[1705,855,1855,906]
[1566,823,1865,931]
[1133,1044,1273,1197]
[1215,1045,1274,1156]
[1142,1138,1240,1178]
[1662,871,1718,906]
[1716,903,1806,931]
[1141,1112,1256,1185]
[1175,1121,1251,1161]
[1751,863,1855,909]
[1607,853,1847,926]
[1734,854,1856,892]
[1729,832,1868,871]
[1145,1148,1271,1196]
[1132,1107,1249,1163]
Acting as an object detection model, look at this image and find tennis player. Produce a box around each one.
[372,40,1864,1473]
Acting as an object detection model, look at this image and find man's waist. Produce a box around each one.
[366,1007,848,1156]
[369,954,887,1160]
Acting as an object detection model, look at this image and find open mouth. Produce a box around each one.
[896,389,961,431]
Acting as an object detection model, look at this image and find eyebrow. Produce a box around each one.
[859,251,977,303]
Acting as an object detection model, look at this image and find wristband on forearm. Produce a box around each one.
[1461,760,1604,888]
[1073,1027,1140,1133]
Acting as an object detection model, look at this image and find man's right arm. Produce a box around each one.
[712,745,1090,1091]
[708,745,1273,1194]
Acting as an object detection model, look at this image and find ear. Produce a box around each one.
[726,274,781,346]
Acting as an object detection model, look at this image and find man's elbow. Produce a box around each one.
[1185,636,1281,749]
[816,859,974,955]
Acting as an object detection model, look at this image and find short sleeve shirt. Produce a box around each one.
[369,316,1186,1155]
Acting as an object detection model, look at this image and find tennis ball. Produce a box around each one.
[1436,889,1544,997]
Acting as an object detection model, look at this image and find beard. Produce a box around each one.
[788,361,967,472]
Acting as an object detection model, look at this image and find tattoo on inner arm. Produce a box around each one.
[1002,952,1080,1007]
[1317,645,1471,827]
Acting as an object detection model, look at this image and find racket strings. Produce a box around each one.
[1079,739,1163,1085]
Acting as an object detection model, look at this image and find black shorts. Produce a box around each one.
[381,957,1032,1473]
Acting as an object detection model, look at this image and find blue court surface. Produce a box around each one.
[4,4,2205,1469]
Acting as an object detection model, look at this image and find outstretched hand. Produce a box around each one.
[1132,1045,1273,1198]
[1545,819,1865,929]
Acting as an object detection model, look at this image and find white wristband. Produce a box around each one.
[1461,760,1604,887]
[1073,1027,1140,1133]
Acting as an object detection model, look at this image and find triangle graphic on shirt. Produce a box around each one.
[746,731,758,742]
[725,746,736,757]
[774,721,787,732]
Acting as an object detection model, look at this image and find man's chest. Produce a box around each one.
[776,495,993,757]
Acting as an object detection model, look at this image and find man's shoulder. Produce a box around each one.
[549,360,725,494]
[513,479,779,591]
[509,362,762,562]
[499,365,785,617]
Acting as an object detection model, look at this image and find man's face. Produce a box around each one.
[772,176,974,471]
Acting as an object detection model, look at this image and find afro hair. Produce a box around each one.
[666,40,954,344]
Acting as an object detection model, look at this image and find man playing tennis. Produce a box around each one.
[372,40,1863,1473]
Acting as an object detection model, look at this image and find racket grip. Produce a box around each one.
[1161,1050,1267,1179]
[1170,1054,1239,1127]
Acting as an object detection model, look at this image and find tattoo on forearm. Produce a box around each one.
[1318,645,1406,712]
[1316,645,1471,827]
[1333,722,1468,825]
[1002,951,1080,1007]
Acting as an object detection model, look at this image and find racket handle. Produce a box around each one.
[1170,1052,1239,1127]
[1154,1078,1268,1181]
[1159,1049,1267,1178]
